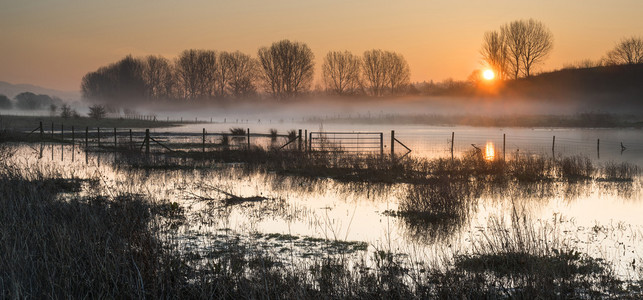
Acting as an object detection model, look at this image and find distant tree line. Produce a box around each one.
[0,92,64,110]
[81,39,413,105]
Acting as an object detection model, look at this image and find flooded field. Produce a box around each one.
[3,121,642,297]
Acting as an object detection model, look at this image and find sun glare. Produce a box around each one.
[482,69,495,81]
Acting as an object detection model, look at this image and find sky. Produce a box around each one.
[1,0,642,92]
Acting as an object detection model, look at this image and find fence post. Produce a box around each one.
[202,128,206,153]
[552,136,555,157]
[145,129,150,155]
[309,132,312,152]
[247,128,250,150]
[97,127,101,147]
[71,126,75,162]
[391,130,395,160]
[304,130,308,152]
[451,132,455,160]
[503,133,506,161]
[597,139,600,159]
[380,132,384,159]
[298,129,302,151]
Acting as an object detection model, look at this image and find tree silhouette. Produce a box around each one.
[362,49,388,97]
[483,19,553,79]
[322,51,362,96]
[175,50,218,101]
[605,37,643,65]
[0,94,12,109]
[257,40,314,99]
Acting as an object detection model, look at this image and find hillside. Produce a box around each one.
[0,81,80,101]
[498,63,643,111]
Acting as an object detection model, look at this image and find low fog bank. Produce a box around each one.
[121,94,638,124]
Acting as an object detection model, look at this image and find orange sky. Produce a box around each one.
[1,0,642,91]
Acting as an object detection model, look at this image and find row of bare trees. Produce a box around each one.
[322,50,410,96]
[82,39,413,104]
[82,51,259,104]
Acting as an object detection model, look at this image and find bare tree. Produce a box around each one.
[362,49,388,97]
[143,55,174,100]
[362,50,410,96]
[81,55,146,103]
[216,52,234,98]
[224,51,259,98]
[501,21,527,79]
[521,19,553,77]
[257,40,314,99]
[605,36,643,65]
[384,51,410,94]
[175,49,218,100]
[480,30,508,79]
[322,51,362,96]
[483,20,556,80]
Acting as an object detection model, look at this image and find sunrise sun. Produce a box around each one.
[482,69,495,80]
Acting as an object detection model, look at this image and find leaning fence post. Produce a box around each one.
[298,129,302,151]
[391,130,395,160]
[203,128,206,153]
[552,136,555,157]
[247,128,250,150]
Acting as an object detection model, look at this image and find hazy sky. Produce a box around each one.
[1,0,642,91]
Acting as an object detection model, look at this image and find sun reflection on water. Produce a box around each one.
[484,141,495,161]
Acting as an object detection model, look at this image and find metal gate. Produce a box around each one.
[308,131,383,156]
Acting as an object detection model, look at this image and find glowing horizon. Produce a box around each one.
[1,0,642,91]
